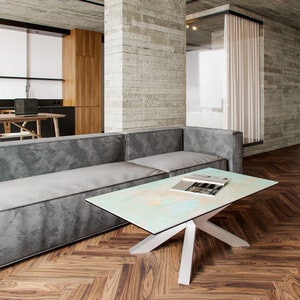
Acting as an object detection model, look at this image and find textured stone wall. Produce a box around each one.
[105,1,299,153]
[104,0,123,132]
[244,19,300,156]
[104,0,186,132]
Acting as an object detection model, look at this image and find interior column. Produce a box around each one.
[104,0,186,132]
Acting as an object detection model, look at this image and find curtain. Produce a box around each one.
[224,14,261,142]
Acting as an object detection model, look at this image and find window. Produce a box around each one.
[0,28,62,100]
[186,15,226,129]
[186,49,225,129]
[186,12,263,144]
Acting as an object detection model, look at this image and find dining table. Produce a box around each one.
[0,113,65,139]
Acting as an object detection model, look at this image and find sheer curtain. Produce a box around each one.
[224,14,261,142]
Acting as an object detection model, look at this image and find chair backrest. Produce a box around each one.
[0,110,15,133]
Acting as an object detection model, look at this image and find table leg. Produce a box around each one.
[194,218,250,247]
[36,120,41,137]
[130,205,249,285]
[52,117,60,137]
[130,223,186,254]
[11,122,40,139]
[178,220,196,285]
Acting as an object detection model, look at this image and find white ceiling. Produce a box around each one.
[0,0,299,33]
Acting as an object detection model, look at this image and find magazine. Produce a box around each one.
[170,174,230,196]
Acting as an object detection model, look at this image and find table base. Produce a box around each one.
[130,205,250,285]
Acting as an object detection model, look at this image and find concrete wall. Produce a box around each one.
[104,1,299,154]
[244,18,300,156]
[104,0,186,132]
[104,0,123,132]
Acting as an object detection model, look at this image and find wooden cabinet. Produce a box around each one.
[63,29,102,134]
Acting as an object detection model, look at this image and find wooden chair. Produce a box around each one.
[0,109,32,140]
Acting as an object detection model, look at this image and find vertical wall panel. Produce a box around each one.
[104,0,186,132]
[63,29,102,134]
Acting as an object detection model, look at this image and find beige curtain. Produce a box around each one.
[224,14,261,142]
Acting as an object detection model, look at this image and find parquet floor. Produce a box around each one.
[0,144,299,300]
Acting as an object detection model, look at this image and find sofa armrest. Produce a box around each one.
[183,127,243,173]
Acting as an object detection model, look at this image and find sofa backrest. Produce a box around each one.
[0,133,125,181]
[124,127,183,160]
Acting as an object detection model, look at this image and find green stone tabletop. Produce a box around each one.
[86,168,277,234]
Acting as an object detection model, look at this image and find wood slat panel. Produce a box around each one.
[62,34,76,107]
[0,144,299,299]
[76,56,101,107]
[75,29,101,57]
[63,29,102,134]
[75,106,101,134]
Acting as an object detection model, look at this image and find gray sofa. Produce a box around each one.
[0,126,243,268]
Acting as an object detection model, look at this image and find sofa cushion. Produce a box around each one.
[183,127,243,173]
[128,151,227,176]
[0,161,167,211]
[125,127,183,160]
[0,133,126,182]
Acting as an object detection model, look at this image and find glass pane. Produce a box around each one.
[29,80,62,99]
[0,29,26,77]
[186,15,226,129]
[28,33,62,78]
[0,79,26,99]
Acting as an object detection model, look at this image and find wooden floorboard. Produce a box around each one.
[0,144,299,299]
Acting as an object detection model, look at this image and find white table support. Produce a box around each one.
[130,205,250,285]
[178,220,196,285]
[87,168,277,286]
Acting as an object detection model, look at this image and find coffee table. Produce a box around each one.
[86,168,277,285]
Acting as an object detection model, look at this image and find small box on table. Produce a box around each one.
[14,98,38,115]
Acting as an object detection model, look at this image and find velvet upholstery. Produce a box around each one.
[129,151,227,176]
[1,196,127,268]
[183,127,243,173]
[125,127,183,160]
[0,162,167,210]
[0,163,167,267]
[0,133,125,182]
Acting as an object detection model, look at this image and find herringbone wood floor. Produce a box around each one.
[0,145,299,300]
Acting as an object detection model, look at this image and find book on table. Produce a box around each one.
[170,173,230,196]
